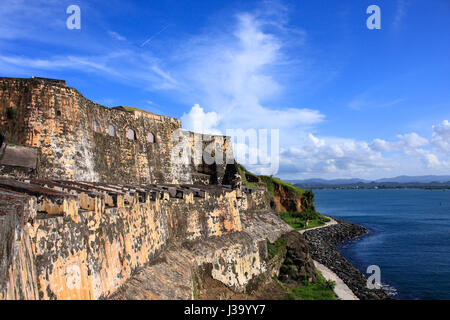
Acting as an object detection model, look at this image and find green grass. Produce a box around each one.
[119,106,150,113]
[273,270,336,300]
[279,211,330,231]
[237,163,317,212]
[258,175,305,198]
[237,163,307,197]
[288,270,337,300]
[237,163,259,188]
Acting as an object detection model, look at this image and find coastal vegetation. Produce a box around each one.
[283,270,337,300]
[258,175,305,198]
[239,164,338,299]
[267,238,288,261]
[237,163,327,231]
[268,238,336,300]
[237,163,307,199]
[237,163,259,188]
[272,270,336,300]
[265,233,336,300]
[280,210,330,231]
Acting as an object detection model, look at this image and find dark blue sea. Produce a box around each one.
[313,188,450,300]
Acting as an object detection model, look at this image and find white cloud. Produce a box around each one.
[275,120,450,179]
[150,64,179,89]
[0,50,181,93]
[432,120,450,153]
[370,132,429,152]
[1,1,322,136]
[278,134,393,179]
[181,104,221,135]
[174,10,323,135]
[413,148,442,168]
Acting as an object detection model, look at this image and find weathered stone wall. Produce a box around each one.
[0,180,247,300]
[0,77,237,185]
[179,131,238,186]
[0,77,315,301]
[0,188,38,300]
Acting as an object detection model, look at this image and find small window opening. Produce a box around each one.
[127,129,136,140]
[147,132,155,143]
[93,121,99,132]
[108,125,116,137]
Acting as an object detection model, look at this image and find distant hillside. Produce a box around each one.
[287,178,370,186]
[288,175,450,189]
[375,175,450,184]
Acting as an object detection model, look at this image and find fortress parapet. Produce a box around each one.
[0,77,239,186]
[0,176,272,300]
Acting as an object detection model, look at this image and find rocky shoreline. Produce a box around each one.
[303,217,391,300]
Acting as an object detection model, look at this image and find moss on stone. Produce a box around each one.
[237,163,258,188]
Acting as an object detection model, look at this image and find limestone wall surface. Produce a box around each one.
[0,188,38,300]
[0,179,258,300]
[0,77,314,301]
[0,77,236,185]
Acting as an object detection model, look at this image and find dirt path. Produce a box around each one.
[298,216,337,234]
[301,216,359,300]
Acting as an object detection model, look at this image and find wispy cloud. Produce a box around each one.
[0,54,124,77]
[176,9,324,142]
[0,0,63,40]
[392,0,407,31]
[108,31,126,41]
[348,90,405,111]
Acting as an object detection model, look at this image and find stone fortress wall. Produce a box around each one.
[0,77,313,300]
[0,77,237,186]
[0,179,271,299]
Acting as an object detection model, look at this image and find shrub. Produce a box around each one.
[267,238,287,260]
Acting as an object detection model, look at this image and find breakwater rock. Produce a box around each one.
[303,218,390,300]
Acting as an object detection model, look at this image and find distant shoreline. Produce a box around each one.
[304,186,450,190]
[288,175,450,190]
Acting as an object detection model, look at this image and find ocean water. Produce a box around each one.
[312,188,450,300]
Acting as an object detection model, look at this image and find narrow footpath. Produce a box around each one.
[301,217,359,300]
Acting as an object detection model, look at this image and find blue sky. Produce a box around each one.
[1,0,449,179]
